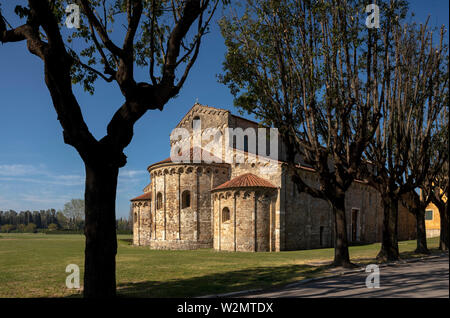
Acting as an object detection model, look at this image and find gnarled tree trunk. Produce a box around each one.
[413,207,429,254]
[438,204,449,251]
[377,195,399,262]
[332,195,352,267]
[83,164,119,298]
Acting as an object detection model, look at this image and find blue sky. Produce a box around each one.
[0,1,448,218]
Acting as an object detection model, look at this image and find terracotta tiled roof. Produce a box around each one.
[130,192,152,201]
[150,157,172,167]
[231,114,262,127]
[213,173,276,191]
[148,147,224,169]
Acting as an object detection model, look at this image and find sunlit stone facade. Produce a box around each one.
[131,103,416,251]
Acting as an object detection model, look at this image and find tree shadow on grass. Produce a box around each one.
[398,248,444,259]
[348,241,374,247]
[64,249,447,298]
[115,264,329,298]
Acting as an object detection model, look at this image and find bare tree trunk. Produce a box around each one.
[377,196,400,262]
[438,205,449,251]
[332,196,352,267]
[414,208,429,254]
[83,164,119,298]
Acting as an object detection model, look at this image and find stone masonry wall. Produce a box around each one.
[140,162,230,250]
[132,201,151,246]
[213,188,277,252]
[134,104,417,251]
[280,166,416,250]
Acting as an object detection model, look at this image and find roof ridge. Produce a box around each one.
[147,146,226,170]
[130,192,152,201]
[175,103,230,128]
[231,114,261,126]
[213,173,276,191]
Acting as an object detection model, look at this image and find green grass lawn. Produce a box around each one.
[0,233,441,298]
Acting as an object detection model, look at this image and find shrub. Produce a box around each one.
[24,223,37,233]
[0,224,15,233]
[16,224,26,233]
[47,223,58,231]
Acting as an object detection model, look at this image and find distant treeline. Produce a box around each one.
[0,209,132,234]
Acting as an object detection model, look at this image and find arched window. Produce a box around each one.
[181,190,191,209]
[192,116,201,129]
[156,192,163,210]
[222,207,230,223]
[244,135,248,152]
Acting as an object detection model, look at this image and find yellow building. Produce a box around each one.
[425,202,441,238]
[425,187,446,238]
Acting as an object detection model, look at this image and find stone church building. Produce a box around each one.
[131,103,416,252]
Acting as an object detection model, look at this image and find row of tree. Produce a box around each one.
[0,218,131,233]
[1,222,41,233]
[0,199,132,233]
[219,0,448,266]
[0,209,60,229]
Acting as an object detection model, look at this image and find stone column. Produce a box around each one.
[275,183,285,251]
[269,199,273,252]
[178,171,181,240]
[153,173,157,240]
[145,202,151,244]
[163,171,167,240]
[195,168,199,241]
[275,187,281,252]
[211,170,215,246]
[218,195,221,251]
[137,203,141,246]
[233,192,237,252]
[253,192,257,252]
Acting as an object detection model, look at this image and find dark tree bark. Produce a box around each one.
[431,155,449,252]
[413,207,429,254]
[402,190,432,255]
[377,195,399,262]
[83,164,119,298]
[332,195,351,267]
[439,206,449,251]
[433,198,449,251]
